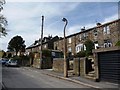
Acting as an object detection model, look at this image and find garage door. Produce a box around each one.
[98,50,120,83]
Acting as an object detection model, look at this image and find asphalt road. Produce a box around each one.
[2,66,90,89]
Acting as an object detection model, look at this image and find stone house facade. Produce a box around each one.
[54,19,120,56]
[26,35,60,54]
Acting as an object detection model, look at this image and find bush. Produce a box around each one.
[12,55,30,66]
[2,52,6,58]
[84,39,94,57]
[74,51,86,58]
[115,40,120,46]
[12,55,21,60]
[42,50,51,57]
[7,53,12,58]
[20,55,30,60]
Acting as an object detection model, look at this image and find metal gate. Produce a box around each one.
[98,50,120,83]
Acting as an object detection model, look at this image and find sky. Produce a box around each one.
[0,0,119,51]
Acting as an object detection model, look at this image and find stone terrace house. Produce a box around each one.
[54,19,120,56]
[26,35,60,54]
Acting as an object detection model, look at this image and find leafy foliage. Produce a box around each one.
[0,0,7,37]
[115,40,120,46]
[0,0,5,11]
[7,35,26,55]
[84,39,94,57]
[12,55,30,66]
[42,50,51,57]
[2,51,6,58]
[7,53,12,58]
[74,51,86,58]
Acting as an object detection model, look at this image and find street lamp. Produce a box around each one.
[40,16,44,69]
[62,18,68,77]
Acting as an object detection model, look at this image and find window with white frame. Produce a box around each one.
[76,44,83,53]
[68,38,72,43]
[44,44,47,48]
[103,26,110,34]
[95,43,99,49]
[83,45,86,51]
[68,47,72,52]
[104,40,112,48]
[79,34,82,41]
[106,26,110,34]
[83,33,88,39]
[83,33,86,38]
[103,27,107,34]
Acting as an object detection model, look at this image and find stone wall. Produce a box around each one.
[32,53,53,69]
[32,53,40,68]
[80,57,86,77]
[42,57,52,69]
[73,58,86,77]
[33,58,40,68]
[33,58,53,69]
[73,58,80,76]
[53,58,64,72]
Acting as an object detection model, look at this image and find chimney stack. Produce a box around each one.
[96,22,101,26]
[81,27,85,31]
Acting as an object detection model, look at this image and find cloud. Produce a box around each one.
[3,2,80,34]
[66,14,118,36]
[6,0,120,2]
[103,14,118,23]
[67,25,81,35]
[3,2,79,20]
[4,2,79,32]
[66,23,96,36]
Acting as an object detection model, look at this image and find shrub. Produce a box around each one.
[12,55,21,60]
[12,55,30,66]
[84,39,94,57]
[115,40,120,46]
[7,53,12,58]
[20,55,30,60]
[42,50,51,57]
[74,51,86,58]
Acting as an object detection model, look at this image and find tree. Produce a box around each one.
[7,35,26,55]
[84,39,94,57]
[0,0,7,37]
[2,51,6,58]
[7,53,12,58]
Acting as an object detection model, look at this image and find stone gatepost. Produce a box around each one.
[73,58,80,76]
[73,57,86,77]
[93,52,99,82]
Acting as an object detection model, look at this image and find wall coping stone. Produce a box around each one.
[53,58,64,60]
[92,46,120,53]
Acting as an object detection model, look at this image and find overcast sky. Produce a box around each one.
[0,0,119,51]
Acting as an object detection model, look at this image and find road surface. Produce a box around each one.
[2,66,91,89]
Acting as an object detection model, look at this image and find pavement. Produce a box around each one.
[23,67,120,89]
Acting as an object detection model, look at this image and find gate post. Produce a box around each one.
[93,52,99,82]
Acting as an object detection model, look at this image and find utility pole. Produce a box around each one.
[62,18,68,77]
[40,16,44,69]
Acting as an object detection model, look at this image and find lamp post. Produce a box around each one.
[62,18,68,77]
[40,16,44,69]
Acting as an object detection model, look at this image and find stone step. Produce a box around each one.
[85,75,97,82]
[68,70,74,76]
[88,71,95,74]
[87,71,95,77]
[87,73,95,77]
